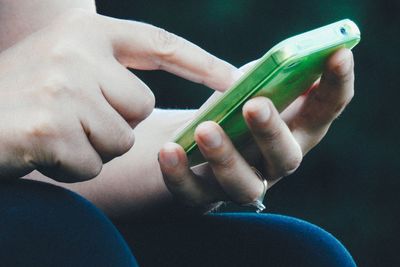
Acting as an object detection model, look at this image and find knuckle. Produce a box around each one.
[84,160,103,180]
[198,56,218,86]
[63,152,103,182]
[330,88,354,119]
[24,109,58,140]
[258,125,282,142]
[115,129,135,155]
[266,144,303,179]
[274,153,302,178]
[152,27,179,59]
[56,160,103,183]
[140,91,156,118]
[326,68,354,87]
[165,173,186,188]
[212,153,237,171]
[48,42,80,65]
[283,154,302,176]
[39,74,72,100]
[129,92,155,124]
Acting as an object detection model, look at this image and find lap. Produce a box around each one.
[0,179,356,267]
[117,213,356,267]
[0,179,137,267]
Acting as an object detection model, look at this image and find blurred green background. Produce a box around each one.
[96,0,399,266]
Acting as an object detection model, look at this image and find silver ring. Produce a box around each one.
[206,167,268,214]
[251,166,268,202]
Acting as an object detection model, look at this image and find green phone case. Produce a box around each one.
[174,19,361,166]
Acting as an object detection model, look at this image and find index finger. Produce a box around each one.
[102,17,240,91]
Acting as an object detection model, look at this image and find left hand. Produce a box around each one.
[158,48,354,209]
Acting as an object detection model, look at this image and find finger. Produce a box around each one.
[286,48,354,153]
[159,142,223,206]
[34,119,103,183]
[243,97,302,180]
[79,92,135,162]
[195,121,266,204]
[99,60,155,127]
[239,59,258,72]
[194,59,258,114]
[100,17,240,91]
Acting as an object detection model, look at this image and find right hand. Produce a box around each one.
[0,9,239,182]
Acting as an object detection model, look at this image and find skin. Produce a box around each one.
[0,1,355,219]
[159,49,354,207]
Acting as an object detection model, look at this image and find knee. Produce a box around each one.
[208,213,356,267]
[0,179,136,267]
[265,214,356,267]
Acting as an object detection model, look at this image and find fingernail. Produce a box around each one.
[160,145,179,167]
[249,102,270,124]
[199,127,222,148]
[255,106,270,123]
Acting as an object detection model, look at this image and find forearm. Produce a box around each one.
[0,0,95,51]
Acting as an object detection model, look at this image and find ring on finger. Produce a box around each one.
[251,166,268,203]
[206,167,267,213]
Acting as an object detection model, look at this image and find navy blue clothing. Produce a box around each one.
[118,213,356,267]
[0,180,137,267]
[0,180,356,267]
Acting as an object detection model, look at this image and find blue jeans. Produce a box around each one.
[0,180,356,267]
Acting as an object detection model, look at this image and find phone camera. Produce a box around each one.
[340,27,347,35]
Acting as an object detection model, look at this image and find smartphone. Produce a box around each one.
[173,19,361,166]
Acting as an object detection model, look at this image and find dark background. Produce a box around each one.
[96,1,399,266]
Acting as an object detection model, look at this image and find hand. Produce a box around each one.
[159,48,354,209]
[0,9,238,182]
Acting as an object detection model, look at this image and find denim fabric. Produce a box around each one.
[0,180,137,267]
[1,179,356,267]
[118,213,357,267]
